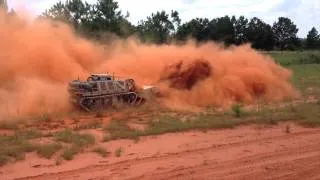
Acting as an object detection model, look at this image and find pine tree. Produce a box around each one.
[306,27,320,49]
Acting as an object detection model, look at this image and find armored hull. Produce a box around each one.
[68,74,146,112]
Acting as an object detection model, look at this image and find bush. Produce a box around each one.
[93,147,109,157]
[61,147,79,160]
[232,104,243,117]
[37,143,62,159]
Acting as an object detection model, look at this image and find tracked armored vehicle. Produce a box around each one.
[68,74,148,112]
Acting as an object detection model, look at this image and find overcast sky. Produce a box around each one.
[7,0,320,38]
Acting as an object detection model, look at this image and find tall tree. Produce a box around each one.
[247,17,274,50]
[64,0,88,29]
[306,27,320,49]
[233,16,249,45]
[209,16,235,45]
[272,17,299,50]
[81,0,134,37]
[171,10,181,29]
[41,0,134,38]
[176,18,210,41]
[42,1,72,24]
[137,10,175,44]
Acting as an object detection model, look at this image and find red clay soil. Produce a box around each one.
[2,122,320,180]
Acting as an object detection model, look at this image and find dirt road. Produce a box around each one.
[2,122,320,180]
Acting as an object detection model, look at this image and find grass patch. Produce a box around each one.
[93,147,109,157]
[266,51,320,97]
[231,104,246,117]
[0,128,53,166]
[103,120,141,141]
[0,134,37,166]
[104,114,235,141]
[293,102,320,127]
[15,129,43,139]
[61,146,79,160]
[115,147,122,157]
[103,101,320,141]
[36,143,62,159]
[289,64,320,96]
[267,51,320,66]
[54,129,95,148]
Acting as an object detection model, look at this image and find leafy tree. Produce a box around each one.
[78,0,134,37]
[247,17,274,50]
[39,1,319,51]
[171,10,181,29]
[232,16,249,45]
[209,16,235,45]
[306,27,320,49]
[41,0,134,39]
[137,10,176,44]
[64,0,88,29]
[272,17,299,50]
[176,18,210,41]
[42,1,72,24]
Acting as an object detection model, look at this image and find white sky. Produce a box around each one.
[7,0,320,38]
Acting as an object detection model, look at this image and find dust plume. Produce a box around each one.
[0,10,299,120]
[159,59,212,90]
[99,40,299,110]
[0,10,106,119]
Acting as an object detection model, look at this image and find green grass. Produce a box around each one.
[267,51,320,66]
[148,115,236,134]
[54,129,96,161]
[15,129,43,139]
[103,114,236,141]
[103,101,320,141]
[289,64,320,96]
[37,143,62,159]
[293,101,320,127]
[61,147,79,160]
[266,51,320,96]
[103,120,141,141]
[92,147,109,157]
[0,129,57,166]
[0,134,37,166]
[54,129,95,148]
[231,104,246,118]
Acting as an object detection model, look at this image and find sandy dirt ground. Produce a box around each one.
[1,122,320,180]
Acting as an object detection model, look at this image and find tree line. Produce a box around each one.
[1,0,320,50]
